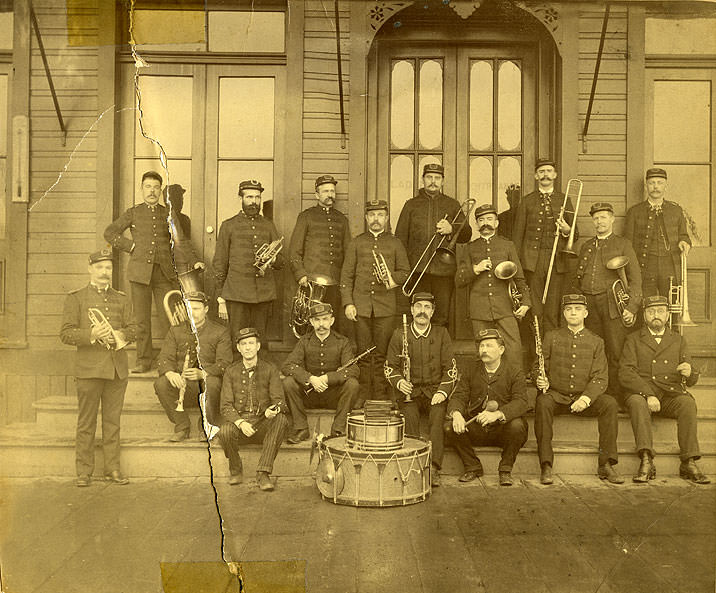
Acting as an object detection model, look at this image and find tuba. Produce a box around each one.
[372,250,399,290]
[669,250,697,333]
[88,308,129,351]
[493,261,522,312]
[254,237,284,276]
[289,273,334,339]
[606,256,636,328]
[163,267,203,326]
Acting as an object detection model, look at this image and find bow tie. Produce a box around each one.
[540,192,553,200]
[244,365,256,373]
[649,204,663,214]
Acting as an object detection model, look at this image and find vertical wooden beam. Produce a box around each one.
[626,5,646,210]
[559,4,580,183]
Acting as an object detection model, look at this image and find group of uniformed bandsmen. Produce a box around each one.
[60,161,710,491]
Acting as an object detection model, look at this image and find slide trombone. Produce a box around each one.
[402,198,476,297]
[669,250,697,334]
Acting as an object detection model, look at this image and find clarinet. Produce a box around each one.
[399,314,412,403]
[175,347,191,412]
[533,316,547,394]
[305,346,376,394]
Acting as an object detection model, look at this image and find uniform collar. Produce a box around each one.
[411,323,431,338]
[369,229,385,239]
[480,233,496,242]
[567,326,585,336]
[90,282,109,293]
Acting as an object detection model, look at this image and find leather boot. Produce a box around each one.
[680,458,711,484]
[633,450,656,483]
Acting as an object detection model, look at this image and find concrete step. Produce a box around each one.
[1,423,715,479]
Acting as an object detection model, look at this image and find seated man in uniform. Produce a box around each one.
[384,292,458,487]
[282,303,360,442]
[154,292,232,441]
[619,295,710,484]
[446,329,529,486]
[218,328,289,490]
[534,294,623,485]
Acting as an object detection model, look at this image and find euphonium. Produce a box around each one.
[289,273,333,339]
[372,250,398,290]
[606,256,636,328]
[254,237,284,276]
[88,307,129,350]
[493,261,522,312]
[162,267,202,326]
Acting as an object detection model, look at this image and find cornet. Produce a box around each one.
[254,237,284,276]
[372,250,399,290]
[88,308,129,350]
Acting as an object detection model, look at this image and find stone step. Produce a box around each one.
[1,424,714,479]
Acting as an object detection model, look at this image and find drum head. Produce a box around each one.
[316,455,345,498]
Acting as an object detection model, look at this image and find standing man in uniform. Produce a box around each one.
[395,163,472,327]
[573,202,642,393]
[455,204,531,366]
[154,292,233,442]
[105,171,193,373]
[288,175,352,331]
[624,168,692,297]
[213,180,284,343]
[513,159,578,331]
[341,200,410,399]
[619,295,709,484]
[60,249,137,486]
[384,292,458,487]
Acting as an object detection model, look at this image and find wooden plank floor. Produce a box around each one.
[0,476,714,593]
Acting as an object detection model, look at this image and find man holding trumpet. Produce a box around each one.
[60,249,137,487]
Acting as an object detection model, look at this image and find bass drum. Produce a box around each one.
[315,436,432,507]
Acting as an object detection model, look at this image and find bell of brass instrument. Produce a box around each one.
[254,237,284,276]
[493,261,522,312]
[669,250,697,333]
[403,198,477,297]
[606,256,636,328]
[162,267,203,327]
[88,307,129,350]
[372,250,399,290]
[289,273,334,339]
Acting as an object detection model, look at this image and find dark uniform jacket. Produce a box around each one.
[104,203,176,285]
[60,284,137,380]
[447,360,528,423]
[624,200,690,275]
[574,234,643,318]
[282,331,359,387]
[512,190,578,273]
[384,323,458,400]
[395,189,472,277]
[289,205,351,285]
[541,326,608,404]
[455,234,531,321]
[213,211,285,303]
[156,319,233,378]
[340,231,410,317]
[619,327,699,400]
[220,359,284,423]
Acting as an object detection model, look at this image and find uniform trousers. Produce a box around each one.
[398,395,447,468]
[323,285,353,341]
[130,264,175,366]
[447,417,528,472]
[283,376,360,435]
[643,254,677,298]
[526,258,566,332]
[622,392,700,461]
[154,374,223,434]
[355,314,395,400]
[415,273,454,327]
[535,391,619,467]
[471,317,522,368]
[217,414,289,475]
[583,292,627,394]
[226,300,271,345]
[75,374,128,477]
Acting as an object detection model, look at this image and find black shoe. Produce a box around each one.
[431,468,441,488]
[229,473,243,486]
[459,469,482,483]
[540,463,553,485]
[169,430,189,443]
[598,463,625,484]
[104,470,129,485]
[131,363,151,374]
[256,471,274,491]
[75,475,91,487]
[499,471,513,486]
[287,428,310,444]
[330,430,344,438]
[680,459,711,484]
[633,451,656,483]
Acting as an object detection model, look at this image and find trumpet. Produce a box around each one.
[289,274,333,339]
[493,261,523,313]
[372,250,399,290]
[402,199,477,297]
[669,250,697,334]
[606,256,636,328]
[254,237,284,276]
[88,308,129,350]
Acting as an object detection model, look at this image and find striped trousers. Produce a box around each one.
[217,414,289,475]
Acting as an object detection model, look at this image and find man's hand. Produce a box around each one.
[676,362,692,378]
[436,218,453,235]
[452,411,467,434]
[570,398,588,414]
[477,410,502,427]
[309,375,329,393]
[218,301,229,321]
[397,379,413,397]
[182,368,205,381]
[622,310,635,326]
[239,421,255,437]
[193,261,206,271]
[90,322,113,343]
[473,258,492,275]
[556,216,571,235]
[535,376,550,392]
[514,305,530,320]
[345,304,358,322]
[431,392,446,406]
[165,371,186,390]
[298,276,309,287]
[678,241,691,256]
[264,405,279,419]
[647,395,661,413]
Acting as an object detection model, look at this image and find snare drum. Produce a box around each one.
[315,436,432,507]
[346,411,404,452]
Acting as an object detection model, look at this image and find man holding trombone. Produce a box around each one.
[60,249,137,487]
[396,163,472,327]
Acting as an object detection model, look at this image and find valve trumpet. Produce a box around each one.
[372,250,399,290]
[493,261,523,313]
[88,307,129,350]
[254,237,284,276]
[606,256,636,328]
